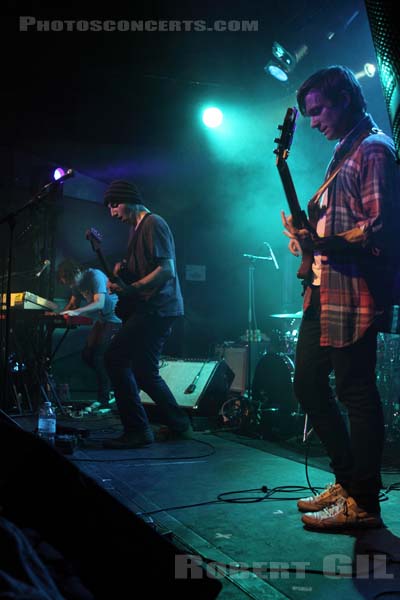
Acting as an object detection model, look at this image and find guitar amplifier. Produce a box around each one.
[140,358,234,416]
[215,346,247,394]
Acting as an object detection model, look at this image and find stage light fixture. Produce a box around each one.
[264,42,308,83]
[264,60,289,82]
[272,41,296,70]
[364,63,376,78]
[53,167,66,180]
[355,63,376,80]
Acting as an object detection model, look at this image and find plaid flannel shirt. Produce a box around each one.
[303,114,400,347]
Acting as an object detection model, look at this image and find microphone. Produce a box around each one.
[184,383,196,394]
[55,168,74,184]
[184,363,205,394]
[264,242,279,270]
[35,259,51,278]
[35,169,75,199]
[42,169,74,190]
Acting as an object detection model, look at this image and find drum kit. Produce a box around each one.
[245,310,400,441]
[243,310,303,440]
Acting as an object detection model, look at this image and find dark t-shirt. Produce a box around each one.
[125,213,184,316]
[72,268,121,323]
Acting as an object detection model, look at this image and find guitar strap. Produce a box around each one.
[307,127,381,226]
[127,212,152,258]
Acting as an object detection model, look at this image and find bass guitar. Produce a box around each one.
[85,227,136,321]
[274,106,315,280]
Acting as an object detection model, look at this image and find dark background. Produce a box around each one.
[0,1,393,388]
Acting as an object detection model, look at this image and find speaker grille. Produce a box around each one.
[365,0,400,157]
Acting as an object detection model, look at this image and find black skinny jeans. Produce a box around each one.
[81,321,121,405]
[104,313,190,434]
[294,287,384,513]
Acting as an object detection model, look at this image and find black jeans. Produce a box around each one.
[104,313,190,434]
[81,321,121,405]
[294,287,384,513]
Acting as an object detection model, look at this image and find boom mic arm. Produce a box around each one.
[33,169,75,201]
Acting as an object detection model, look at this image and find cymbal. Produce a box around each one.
[269,310,303,319]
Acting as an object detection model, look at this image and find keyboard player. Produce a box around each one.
[57,259,122,413]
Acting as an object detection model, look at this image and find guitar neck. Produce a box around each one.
[94,248,115,282]
[277,160,307,230]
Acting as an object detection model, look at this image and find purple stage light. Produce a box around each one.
[53,167,65,180]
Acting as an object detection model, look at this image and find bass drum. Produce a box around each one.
[252,353,301,439]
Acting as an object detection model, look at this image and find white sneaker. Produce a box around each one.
[297,483,348,512]
[301,496,383,530]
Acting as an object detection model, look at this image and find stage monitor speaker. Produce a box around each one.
[140,358,234,416]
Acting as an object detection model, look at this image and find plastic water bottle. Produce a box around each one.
[37,401,56,445]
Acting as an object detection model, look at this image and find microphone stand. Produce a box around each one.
[242,253,272,433]
[0,171,73,412]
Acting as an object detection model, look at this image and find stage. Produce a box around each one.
[7,409,400,599]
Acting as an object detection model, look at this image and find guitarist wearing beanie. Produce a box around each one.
[101,180,192,449]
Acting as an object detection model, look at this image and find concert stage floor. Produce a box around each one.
[11,409,400,600]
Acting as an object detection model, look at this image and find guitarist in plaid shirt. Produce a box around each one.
[282,65,400,530]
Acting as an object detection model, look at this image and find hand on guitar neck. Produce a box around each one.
[281,210,317,256]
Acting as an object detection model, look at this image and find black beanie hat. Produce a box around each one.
[103,180,143,206]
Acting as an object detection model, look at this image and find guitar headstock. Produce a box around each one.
[85,227,103,252]
[274,107,298,166]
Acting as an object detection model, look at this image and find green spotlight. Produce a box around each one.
[202,107,223,128]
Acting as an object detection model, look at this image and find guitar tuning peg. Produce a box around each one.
[274,138,281,144]
[278,125,283,130]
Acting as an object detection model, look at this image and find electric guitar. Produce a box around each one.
[274,107,315,280]
[85,228,136,321]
